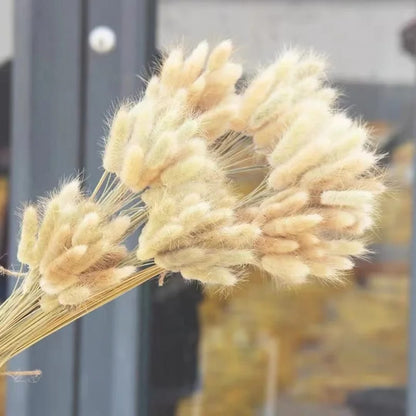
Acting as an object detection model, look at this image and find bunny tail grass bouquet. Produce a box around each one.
[0,40,384,370]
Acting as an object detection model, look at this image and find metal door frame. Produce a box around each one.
[7,1,156,415]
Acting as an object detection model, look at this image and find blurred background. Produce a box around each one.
[0,0,415,415]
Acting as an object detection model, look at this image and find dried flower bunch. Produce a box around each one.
[0,40,384,369]
[18,180,134,311]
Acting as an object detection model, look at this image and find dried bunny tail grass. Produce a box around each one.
[321,190,375,208]
[200,223,261,249]
[57,285,91,307]
[322,209,357,231]
[323,239,367,257]
[91,246,129,270]
[119,144,145,191]
[57,179,83,204]
[0,157,157,367]
[197,62,242,110]
[249,85,296,131]
[198,102,238,141]
[181,265,238,286]
[268,141,330,190]
[299,151,377,189]
[0,40,387,370]
[137,224,184,261]
[183,41,209,83]
[232,63,278,130]
[145,131,178,169]
[35,198,60,258]
[0,264,163,368]
[152,40,240,109]
[250,92,336,151]
[207,40,233,71]
[129,100,156,146]
[268,101,331,166]
[39,294,60,313]
[80,265,137,290]
[198,46,381,287]
[266,114,371,190]
[256,236,300,254]
[104,216,132,243]
[263,214,323,236]
[102,41,247,194]
[12,176,144,304]
[246,114,382,285]
[103,105,131,173]
[39,224,72,275]
[261,254,310,284]
[232,49,330,135]
[308,262,343,281]
[72,212,101,245]
[136,131,259,285]
[256,191,309,223]
[160,155,217,187]
[160,48,184,89]
[41,245,88,295]
[104,99,203,192]
[17,205,38,266]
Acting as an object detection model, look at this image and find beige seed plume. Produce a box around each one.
[103,106,130,173]
[17,206,38,266]
[230,50,383,283]
[16,180,136,308]
[100,42,383,286]
[0,40,386,370]
[137,162,259,285]
[101,41,243,194]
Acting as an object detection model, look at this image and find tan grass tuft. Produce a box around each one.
[0,40,385,370]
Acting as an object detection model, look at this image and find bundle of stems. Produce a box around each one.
[0,40,384,371]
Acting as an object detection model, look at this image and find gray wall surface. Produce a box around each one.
[158,0,415,85]
[0,0,12,64]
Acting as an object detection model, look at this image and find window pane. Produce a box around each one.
[154,1,415,415]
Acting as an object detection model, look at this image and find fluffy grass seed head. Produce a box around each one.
[0,40,387,372]
[100,41,385,288]
[17,180,135,309]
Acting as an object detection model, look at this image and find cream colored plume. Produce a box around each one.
[232,51,383,283]
[0,40,385,372]
[231,50,336,151]
[102,40,243,193]
[136,158,259,286]
[17,180,134,310]
[101,42,384,286]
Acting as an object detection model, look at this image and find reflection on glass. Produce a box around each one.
[155,1,415,415]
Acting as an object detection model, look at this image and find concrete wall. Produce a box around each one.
[1,0,414,84]
[0,0,13,65]
[158,0,415,85]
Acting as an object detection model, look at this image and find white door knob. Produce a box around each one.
[89,26,117,54]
